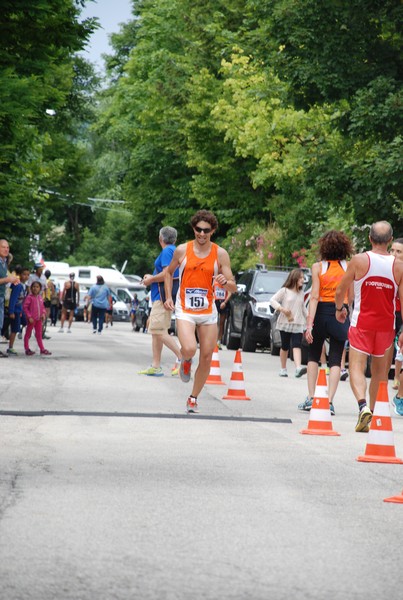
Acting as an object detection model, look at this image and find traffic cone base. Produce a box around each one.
[357,455,403,464]
[300,368,340,436]
[222,349,251,401]
[384,490,403,504]
[301,427,341,436]
[357,381,402,464]
[205,345,226,386]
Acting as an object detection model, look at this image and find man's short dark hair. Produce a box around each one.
[190,210,218,231]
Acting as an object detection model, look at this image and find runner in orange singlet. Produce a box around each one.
[164,210,237,413]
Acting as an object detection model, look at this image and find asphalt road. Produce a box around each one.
[1,321,402,600]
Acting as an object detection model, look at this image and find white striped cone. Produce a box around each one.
[222,349,251,400]
[357,381,403,464]
[300,368,340,436]
[205,345,226,385]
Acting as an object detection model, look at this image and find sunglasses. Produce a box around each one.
[194,226,212,234]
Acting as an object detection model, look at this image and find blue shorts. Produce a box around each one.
[9,312,22,333]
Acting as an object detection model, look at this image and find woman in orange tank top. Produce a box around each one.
[164,210,237,414]
[299,230,354,414]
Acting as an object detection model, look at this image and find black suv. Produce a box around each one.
[224,265,296,352]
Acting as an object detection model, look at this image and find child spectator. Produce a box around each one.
[23,281,51,356]
[269,268,308,378]
[7,267,30,355]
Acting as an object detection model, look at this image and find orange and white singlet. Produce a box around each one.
[176,241,219,315]
[318,260,348,303]
[351,251,397,331]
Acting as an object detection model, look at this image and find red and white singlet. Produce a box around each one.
[350,251,397,331]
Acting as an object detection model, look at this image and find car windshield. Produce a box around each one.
[253,272,289,294]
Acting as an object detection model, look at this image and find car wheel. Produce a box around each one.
[240,316,256,352]
[225,315,240,350]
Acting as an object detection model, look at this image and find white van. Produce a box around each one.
[69,266,145,321]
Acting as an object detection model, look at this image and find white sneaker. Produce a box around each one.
[295,366,307,378]
[279,368,288,377]
[58,328,64,333]
[67,329,72,334]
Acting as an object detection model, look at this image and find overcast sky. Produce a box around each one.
[79,0,133,71]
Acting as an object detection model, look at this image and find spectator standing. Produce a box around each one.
[7,267,30,355]
[27,262,47,293]
[0,239,19,357]
[130,294,139,331]
[49,279,61,326]
[269,268,308,378]
[164,210,237,413]
[299,230,354,415]
[335,221,403,432]
[59,273,80,333]
[138,227,181,376]
[87,275,111,334]
[23,281,51,355]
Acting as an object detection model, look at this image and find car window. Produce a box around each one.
[117,289,132,303]
[253,272,289,294]
[238,272,253,289]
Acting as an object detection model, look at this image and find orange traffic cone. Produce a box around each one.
[384,489,403,504]
[222,350,251,401]
[205,345,226,386]
[357,381,403,464]
[300,368,340,436]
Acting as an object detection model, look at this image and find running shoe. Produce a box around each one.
[340,369,349,381]
[138,366,164,376]
[179,358,192,383]
[186,396,198,413]
[58,328,64,333]
[329,402,335,416]
[355,406,372,432]
[40,349,52,355]
[171,365,180,376]
[279,368,288,377]
[298,396,313,411]
[217,341,222,350]
[6,348,18,355]
[392,395,403,417]
[392,379,399,390]
[295,366,307,378]
[25,349,35,356]
[67,329,72,334]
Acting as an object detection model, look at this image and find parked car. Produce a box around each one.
[224,265,311,353]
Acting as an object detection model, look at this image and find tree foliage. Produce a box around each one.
[1,0,402,272]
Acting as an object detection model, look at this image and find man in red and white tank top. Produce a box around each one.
[164,210,237,414]
[335,221,403,433]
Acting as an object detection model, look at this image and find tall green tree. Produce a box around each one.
[0,0,97,262]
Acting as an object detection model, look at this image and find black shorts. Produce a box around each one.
[63,301,76,312]
[215,300,229,315]
[44,299,51,308]
[308,302,349,367]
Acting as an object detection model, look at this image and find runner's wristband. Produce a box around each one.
[335,306,344,312]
